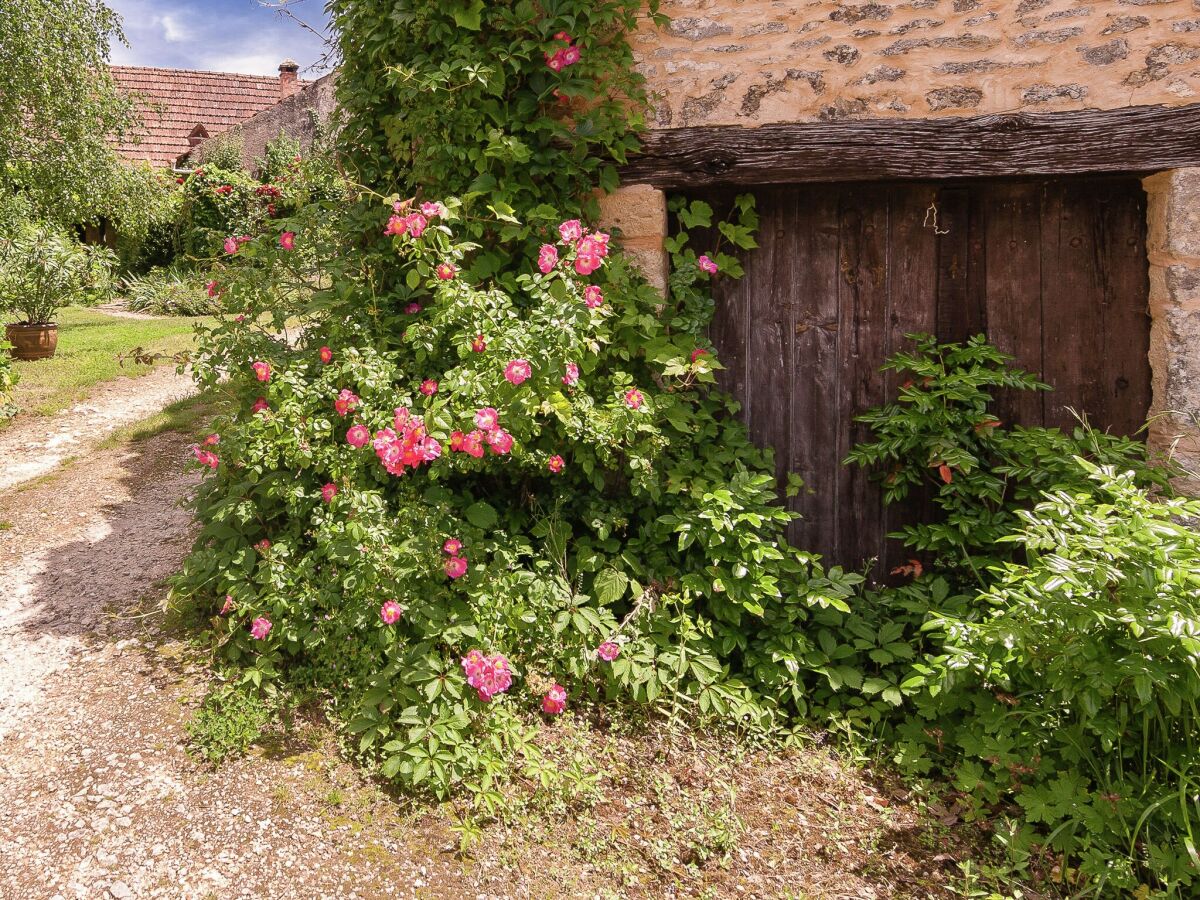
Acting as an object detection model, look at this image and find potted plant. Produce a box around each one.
[0,222,110,360]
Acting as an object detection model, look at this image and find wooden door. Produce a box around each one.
[706,177,1151,570]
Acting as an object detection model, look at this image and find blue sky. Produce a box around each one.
[106,0,334,76]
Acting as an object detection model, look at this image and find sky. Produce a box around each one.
[106,0,335,76]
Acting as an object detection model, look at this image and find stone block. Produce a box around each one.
[597,184,669,295]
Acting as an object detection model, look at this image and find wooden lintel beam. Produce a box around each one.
[620,103,1200,188]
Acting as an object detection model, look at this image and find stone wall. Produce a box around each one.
[188,72,339,174]
[633,0,1200,127]
[1144,169,1200,490]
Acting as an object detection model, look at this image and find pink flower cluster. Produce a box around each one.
[334,388,360,417]
[385,211,427,238]
[372,407,442,476]
[448,407,513,459]
[442,538,468,579]
[192,445,219,469]
[562,362,579,386]
[551,219,610,277]
[545,31,582,72]
[223,235,252,255]
[461,650,512,701]
[542,684,567,715]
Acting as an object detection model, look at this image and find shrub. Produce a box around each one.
[177,190,864,797]
[839,339,1198,892]
[0,221,114,323]
[122,265,217,316]
[845,335,1170,580]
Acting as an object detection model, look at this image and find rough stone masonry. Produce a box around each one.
[602,0,1200,490]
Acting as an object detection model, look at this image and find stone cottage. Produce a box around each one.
[594,0,1200,565]
[211,2,1200,565]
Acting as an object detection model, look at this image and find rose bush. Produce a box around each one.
[179,186,864,796]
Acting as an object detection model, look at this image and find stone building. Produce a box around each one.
[595,0,1200,565]
[203,2,1200,564]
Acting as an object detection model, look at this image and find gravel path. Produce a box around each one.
[0,366,196,493]
[0,432,467,900]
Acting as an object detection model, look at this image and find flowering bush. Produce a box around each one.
[0,347,18,419]
[178,188,866,795]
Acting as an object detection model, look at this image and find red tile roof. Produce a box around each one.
[111,66,300,168]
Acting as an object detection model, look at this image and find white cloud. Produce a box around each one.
[106,0,332,75]
[159,14,190,44]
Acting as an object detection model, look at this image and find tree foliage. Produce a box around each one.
[0,0,150,228]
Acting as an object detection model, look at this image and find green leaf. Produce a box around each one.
[464,501,498,530]
[452,0,485,30]
[593,568,628,606]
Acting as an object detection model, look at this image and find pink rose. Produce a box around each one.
[251,396,270,415]
[420,201,445,217]
[445,556,468,579]
[562,362,579,386]
[443,538,463,555]
[379,600,403,625]
[251,361,271,382]
[205,280,220,298]
[690,347,709,363]
[404,302,422,315]
[574,253,601,276]
[504,359,532,385]
[384,215,407,237]
[562,45,581,66]
[624,388,644,410]
[347,424,371,448]
[321,483,338,503]
[436,262,457,281]
[583,285,604,308]
[223,237,239,255]
[541,684,567,715]
[537,244,559,274]
[220,596,235,615]
[597,641,620,662]
[334,389,360,417]
[559,219,583,243]
[249,617,272,640]
[405,213,427,237]
[486,428,513,455]
[203,433,220,446]
[470,334,487,353]
[419,379,438,396]
[547,455,564,473]
[698,254,718,274]
[279,231,296,250]
[319,346,333,363]
[474,407,499,432]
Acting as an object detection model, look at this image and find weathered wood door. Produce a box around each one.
[706,177,1151,569]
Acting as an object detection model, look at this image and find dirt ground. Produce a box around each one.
[0,398,1017,900]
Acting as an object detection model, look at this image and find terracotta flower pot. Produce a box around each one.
[5,322,58,360]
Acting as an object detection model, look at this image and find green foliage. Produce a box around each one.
[0,221,115,323]
[0,0,143,227]
[846,335,1171,580]
[836,339,1198,892]
[0,346,18,419]
[122,265,216,317]
[201,132,246,173]
[177,189,863,797]
[329,0,665,252]
[187,683,275,764]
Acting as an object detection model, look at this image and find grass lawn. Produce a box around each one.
[7,306,209,417]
